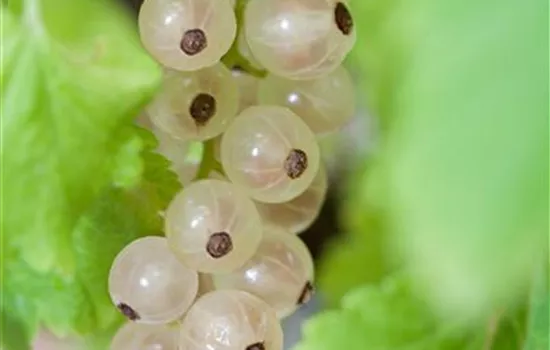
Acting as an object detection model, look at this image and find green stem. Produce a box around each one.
[221,0,267,78]
[196,139,224,180]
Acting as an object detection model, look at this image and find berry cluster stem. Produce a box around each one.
[196,138,224,179]
[221,0,266,78]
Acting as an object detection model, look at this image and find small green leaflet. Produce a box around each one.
[295,274,528,350]
[1,0,161,274]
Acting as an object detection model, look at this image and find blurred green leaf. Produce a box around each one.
[296,274,487,350]
[348,0,548,319]
[317,230,388,306]
[2,130,180,346]
[524,264,549,350]
[1,0,161,274]
[318,167,393,303]
[0,290,37,350]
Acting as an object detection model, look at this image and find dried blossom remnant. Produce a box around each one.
[334,2,353,35]
[246,342,266,350]
[117,303,140,321]
[297,281,315,305]
[189,93,217,125]
[206,232,233,258]
[180,28,208,55]
[284,149,308,179]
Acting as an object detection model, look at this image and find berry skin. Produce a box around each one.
[221,106,320,203]
[179,290,283,350]
[244,0,356,79]
[255,164,327,233]
[213,225,315,318]
[231,67,261,113]
[111,322,178,350]
[108,236,198,324]
[257,66,355,134]
[147,64,239,142]
[139,0,236,71]
[165,179,263,273]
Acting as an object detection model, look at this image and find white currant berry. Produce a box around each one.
[165,179,263,273]
[139,0,236,71]
[147,64,239,141]
[257,66,355,134]
[221,106,320,203]
[179,290,283,350]
[111,323,178,350]
[108,236,198,324]
[244,0,356,79]
[213,226,314,318]
[255,164,327,233]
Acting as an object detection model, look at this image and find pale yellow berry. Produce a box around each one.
[165,179,263,273]
[221,106,320,203]
[244,0,355,79]
[257,66,355,134]
[179,290,283,350]
[111,323,178,350]
[147,64,239,141]
[213,226,314,318]
[108,237,198,324]
[139,0,236,71]
[255,165,327,233]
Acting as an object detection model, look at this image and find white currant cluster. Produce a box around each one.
[108,0,355,348]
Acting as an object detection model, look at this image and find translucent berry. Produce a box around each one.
[111,323,178,350]
[244,0,356,79]
[179,290,283,350]
[213,226,314,318]
[139,0,236,71]
[255,165,327,233]
[257,66,355,134]
[221,106,320,203]
[147,64,239,141]
[165,179,263,273]
[108,236,198,324]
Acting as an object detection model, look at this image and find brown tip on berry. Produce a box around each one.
[206,232,233,258]
[297,281,315,305]
[189,93,216,125]
[246,342,266,350]
[334,2,353,35]
[117,303,140,321]
[180,28,207,55]
[284,149,308,179]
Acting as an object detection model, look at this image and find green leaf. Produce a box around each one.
[317,230,388,306]
[348,0,548,319]
[0,289,37,350]
[295,275,485,350]
[524,263,549,350]
[2,130,180,347]
[319,162,396,305]
[2,0,161,274]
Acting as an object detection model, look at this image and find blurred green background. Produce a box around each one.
[1,0,548,349]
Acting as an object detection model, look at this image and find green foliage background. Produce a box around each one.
[1,0,548,349]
